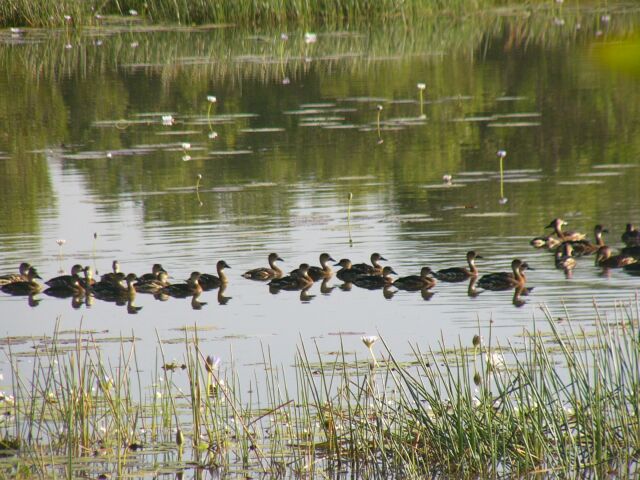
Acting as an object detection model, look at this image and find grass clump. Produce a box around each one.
[0,301,639,477]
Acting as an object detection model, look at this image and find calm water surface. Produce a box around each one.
[1,6,640,385]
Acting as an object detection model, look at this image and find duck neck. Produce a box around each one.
[595,231,605,247]
[468,258,478,276]
[217,266,228,285]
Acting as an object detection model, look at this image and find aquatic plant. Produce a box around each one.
[2,300,639,477]
[496,149,507,203]
[417,82,426,118]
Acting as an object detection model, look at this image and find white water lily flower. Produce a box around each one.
[496,149,507,158]
[206,355,221,372]
[181,142,191,150]
[304,32,317,44]
[208,131,218,139]
[417,83,426,90]
[487,352,506,371]
[361,336,378,348]
[129,9,138,15]
[161,115,174,126]
[56,239,66,247]
[207,95,217,103]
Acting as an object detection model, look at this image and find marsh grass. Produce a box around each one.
[1,302,639,477]
[1,0,494,28]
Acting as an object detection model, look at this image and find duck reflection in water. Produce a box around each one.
[420,287,435,301]
[512,286,533,308]
[382,285,397,300]
[191,292,207,310]
[300,286,315,303]
[319,278,335,295]
[126,298,143,314]
[217,284,231,305]
[467,277,480,298]
[71,292,94,309]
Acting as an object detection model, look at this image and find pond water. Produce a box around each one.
[1,5,640,387]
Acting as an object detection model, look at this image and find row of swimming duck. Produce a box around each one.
[0,249,530,302]
[531,218,640,275]
[3,216,634,303]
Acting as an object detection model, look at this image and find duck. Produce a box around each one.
[334,258,364,283]
[478,259,531,291]
[79,266,95,289]
[351,253,387,275]
[0,262,32,286]
[161,272,203,298]
[242,253,284,280]
[307,253,336,281]
[545,218,585,242]
[530,236,562,249]
[622,261,640,275]
[136,271,171,293]
[45,264,84,289]
[594,246,637,269]
[269,264,313,290]
[354,266,397,290]
[567,224,608,256]
[93,273,138,301]
[44,276,86,298]
[137,263,166,283]
[621,224,640,247]
[93,272,126,294]
[100,260,122,283]
[1,267,43,295]
[435,251,482,282]
[199,260,230,290]
[555,243,577,271]
[393,267,436,291]
[620,245,640,258]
